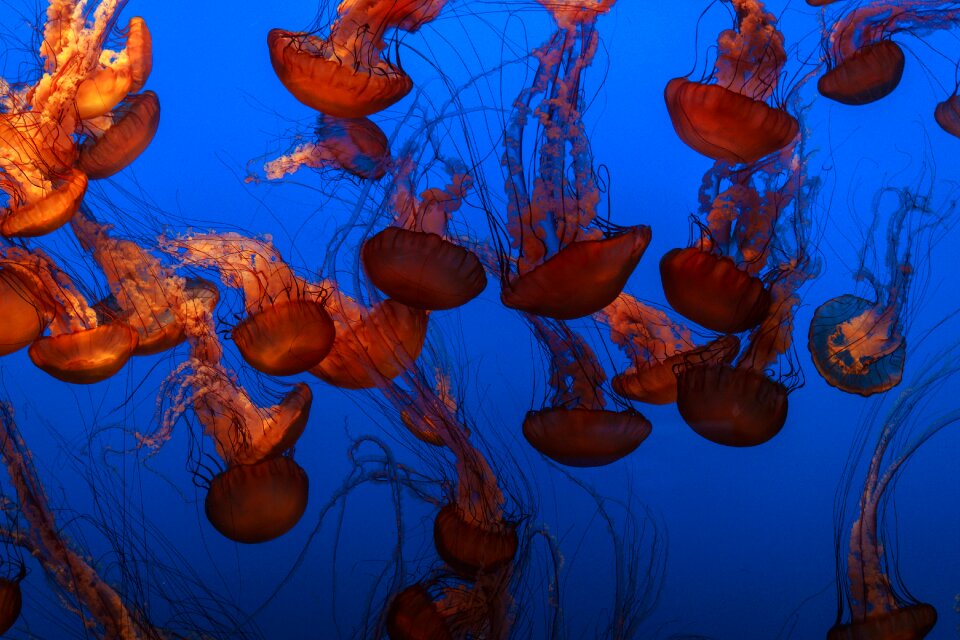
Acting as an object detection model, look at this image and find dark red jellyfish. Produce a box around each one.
[828,350,960,639]
[0,577,21,635]
[433,503,518,578]
[267,0,449,117]
[77,90,160,179]
[163,233,335,376]
[497,0,650,320]
[934,94,960,139]
[664,0,798,164]
[362,160,485,311]
[602,293,741,405]
[522,315,651,466]
[818,3,960,105]
[808,187,951,396]
[386,583,453,640]
[264,113,391,180]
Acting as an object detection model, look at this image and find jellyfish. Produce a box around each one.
[77,89,160,179]
[0,261,53,357]
[808,187,954,396]
[522,314,651,466]
[828,348,960,639]
[267,0,451,118]
[934,93,960,139]
[362,157,486,311]
[162,232,335,376]
[497,0,650,320]
[386,583,453,640]
[664,0,799,164]
[600,293,741,405]
[818,2,960,105]
[264,113,391,181]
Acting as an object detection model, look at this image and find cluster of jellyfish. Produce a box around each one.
[0,0,958,637]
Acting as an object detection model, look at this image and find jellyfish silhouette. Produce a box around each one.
[934,93,960,138]
[808,187,954,396]
[829,347,960,638]
[818,2,960,105]
[496,0,649,320]
[362,158,486,311]
[268,0,450,117]
[665,0,798,164]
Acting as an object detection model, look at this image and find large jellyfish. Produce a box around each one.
[828,347,960,638]
[268,0,451,118]
[664,0,798,164]
[497,0,651,320]
[818,2,960,105]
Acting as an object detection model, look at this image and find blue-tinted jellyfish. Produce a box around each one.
[808,186,955,396]
[496,0,651,320]
[664,0,799,165]
[819,2,960,105]
[829,346,960,639]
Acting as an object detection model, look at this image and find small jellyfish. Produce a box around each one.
[600,293,740,405]
[818,2,960,105]
[664,0,798,164]
[934,93,960,139]
[828,349,960,639]
[498,0,650,319]
[808,187,953,396]
[264,113,391,180]
[162,232,335,376]
[523,315,651,466]
[267,0,449,117]
[362,158,486,311]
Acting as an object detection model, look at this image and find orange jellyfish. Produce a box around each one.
[0,261,53,357]
[362,158,486,311]
[77,90,160,179]
[600,294,740,405]
[264,113,391,180]
[934,94,960,139]
[664,0,798,164]
[0,247,138,384]
[828,350,960,639]
[818,3,960,105]
[162,233,335,376]
[153,285,311,544]
[267,0,449,118]
[70,208,210,356]
[498,0,650,320]
[808,187,952,397]
[523,315,651,466]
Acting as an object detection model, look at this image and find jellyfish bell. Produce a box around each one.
[28,322,139,384]
[612,334,741,405]
[204,455,309,544]
[818,41,905,106]
[385,583,452,640]
[78,90,161,179]
[0,168,87,238]
[522,407,651,467]
[501,225,652,320]
[232,298,335,377]
[675,363,788,447]
[664,78,799,165]
[0,577,21,635]
[362,227,486,311]
[934,94,960,139]
[808,294,905,397]
[267,29,413,118]
[659,246,771,334]
[73,16,153,120]
[826,603,936,640]
[433,503,518,578]
[0,265,52,357]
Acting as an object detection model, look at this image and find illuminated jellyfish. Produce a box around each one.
[77,89,160,179]
[934,93,960,139]
[818,2,960,105]
[498,0,650,320]
[153,285,311,544]
[0,260,53,357]
[264,112,391,181]
[828,349,960,639]
[362,157,486,311]
[664,0,799,164]
[523,314,651,466]
[162,232,335,376]
[0,7,152,236]
[675,127,819,447]
[70,208,210,356]
[600,293,741,405]
[0,246,138,383]
[267,0,451,118]
[808,187,953,396]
